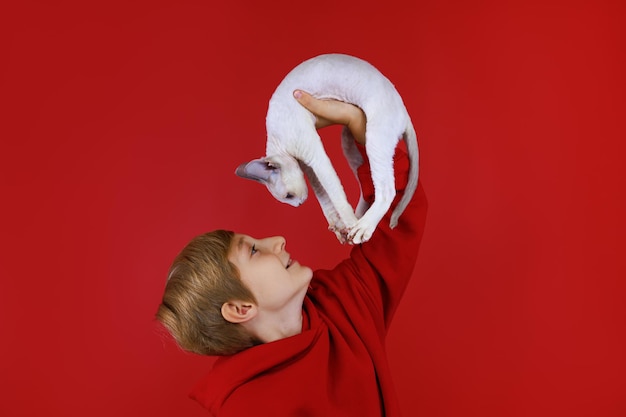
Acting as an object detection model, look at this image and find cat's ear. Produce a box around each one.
[235,158,280,184]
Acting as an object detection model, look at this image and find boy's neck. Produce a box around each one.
[245,295,306,343]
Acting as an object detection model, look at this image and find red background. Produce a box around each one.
[1,1,624,416]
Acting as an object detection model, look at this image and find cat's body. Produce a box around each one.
[236,53,419,244]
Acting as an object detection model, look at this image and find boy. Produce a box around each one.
[157,91,427,416]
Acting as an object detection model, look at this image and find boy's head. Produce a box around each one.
[156,230,261,356]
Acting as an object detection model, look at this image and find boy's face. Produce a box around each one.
[228,234,313,312]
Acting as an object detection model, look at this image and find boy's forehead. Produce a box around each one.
[230,234,252,258]
[231,234,244,253]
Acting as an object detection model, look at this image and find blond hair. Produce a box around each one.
[156,230,261,355]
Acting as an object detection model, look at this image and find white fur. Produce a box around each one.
[236,53,419,244]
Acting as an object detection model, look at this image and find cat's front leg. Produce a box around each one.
[340,127,370,219]
[348,132,397,244]
[299,161,357,243]
[350,186,394,244]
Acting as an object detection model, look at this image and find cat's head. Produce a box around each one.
[235,155,308,207]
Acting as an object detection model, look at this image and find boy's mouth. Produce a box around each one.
[286,258,293,269]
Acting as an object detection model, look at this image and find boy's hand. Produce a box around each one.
[293,90,367,145]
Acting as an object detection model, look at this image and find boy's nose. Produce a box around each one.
[272,236,286,253]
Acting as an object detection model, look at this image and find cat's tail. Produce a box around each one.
[390,119,419,228]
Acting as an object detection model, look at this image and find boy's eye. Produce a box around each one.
[251,244,257,255]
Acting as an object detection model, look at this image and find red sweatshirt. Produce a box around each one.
[190,144,428,416]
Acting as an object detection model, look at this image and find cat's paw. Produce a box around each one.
[328,213,358,244]
[347,221,376,244]
[328,225,351,244]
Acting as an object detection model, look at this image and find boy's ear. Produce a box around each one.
[221,301,258,324]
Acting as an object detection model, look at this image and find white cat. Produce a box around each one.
[236,53,418,244]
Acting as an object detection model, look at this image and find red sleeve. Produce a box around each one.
[349,142,428,328]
